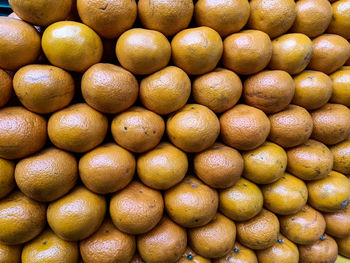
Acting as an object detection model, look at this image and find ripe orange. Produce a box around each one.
[0,69,12,108]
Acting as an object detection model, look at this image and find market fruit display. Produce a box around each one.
[0,0,350,262]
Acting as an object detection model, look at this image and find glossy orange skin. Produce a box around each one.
[327,0,350,39]
[324,203,350,238]
[213,242,258,263]
[0,69,12,108]
[0,158,15,199]
[0,243,21,263]
[330,140,350,175]
[330,68,350,106]
[177,247,211,263]
[337,235,350,258]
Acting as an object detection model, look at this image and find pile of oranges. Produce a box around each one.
[0,0,350,262]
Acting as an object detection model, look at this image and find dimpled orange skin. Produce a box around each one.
[307,170,350,212]
[140,66,191,115]
[171,27,223,75]
[268,105,314,148]
[42,21,103,72]
[261,173,308,215]
[337,235,350,258]
[80,219,136,263]
[0,69,12,108]
[0,190,46,245]
[330,68,350,106]
[192,68,243,114]
[47,186,106,241]
[308,34,350,74]
[327,0,350,39]
[330,140,350,175]
[222,30,272,75]
[21,228,79,263]
[111,106,165,153]
[15,147,78,202]
[324,203,350,238]
[137,216,187,263]
[0,107,47,160]
[213,242,258,263]
[293,70,333,110]
[256,234,299,263]
[110,181,164,235]
[177,247,211,263]
[79,143,135,194]
[77,0,137,39]
[167,104,220,153]
[137,142,188,190]
[116,28,171,75]
[279,205,326,245]
[268,33,313,75]
[220,104,270,151]
[188,213,236,258]
[0,17,40,71]
[247,0,296,38]
[243,70,295,114]
[0,243,21,263]
[194,0,250,37]
[48,103,108,153]
[291,0,332,37]
[138,0,193,36]
[81,63,139,114]
[164,176,219,228]
[13,64,75,114]
[0,158,15,199]
[298,234,338,263]
[194,142,244,189]
[236,209,279,250]
[219,178,263,222]
[286,139,334,181]
[311,103,350,145]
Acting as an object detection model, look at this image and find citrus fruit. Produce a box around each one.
[213,242,258,263]
[0,158,15,199]
[177,247,211,263]
[324,204,350,238]
[330,68,350,106]
[330,139,350,175]
[0,69,12,108]
[337,235,350,258]
[327,0,350,39]
[0,243,21,263]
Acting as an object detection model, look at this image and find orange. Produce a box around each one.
[293,70,333,110]
[171,27,223,75]
[308,34,350,74]
[42,21,103,72]
[79,143,135,194]
[110,181,164,235]
[0,243,21,263]
[137,216,187,263]
[243,70,295,114]
[337,235,350,258]
[236,209,279,250]
[222,30,272,75]
[140,66,191,115]
[15,147,77,202]
[220,104,270,150]
[248,0,296,38]
[194,0,250,37]
[279,204,326,245]
[111,106,165,153]
[0,69,12,108]
[80,218,136,263]
[0,17,40,71]
[194,142,243,189]
[192,68,242,114]
[324,204,350,238]
[311,103,350,145]
[77,0,137,39]
[330,68,350,106]
[0,190,46,245]
[164,176,218,228]
[286,139,334,180]
[268,104,313,148]
[177,247,211,263]
[242,141,287,184]
[48,103,108,153]
[21,228,79,263]
[213,242,258,263]
[137,142,188,190]
[327,0,350,39]
[330,140,350,175]
[0,158,15,199]
[81,63,138,114]
[219,178,263,221]
[138,0,193,36]
[188,213,236,258]
[13,64,75,114]
[47,186,106,241]
[268,33,313,75]
[116,28,171,75]
[291,0,332,37]
[167,104,220,153]
[261,173,308,215]
[0,107,47,160]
